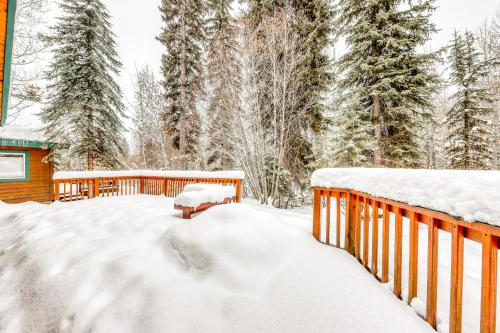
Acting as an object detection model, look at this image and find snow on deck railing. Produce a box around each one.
[53,170,244,203]
[311,168,500,226]
[54,170,245,180]
[311,167,500,333]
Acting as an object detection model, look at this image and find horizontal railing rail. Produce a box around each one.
[312,187,499,333]
[54,176,242,203]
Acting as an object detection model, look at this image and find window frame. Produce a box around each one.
[0,150,30,183]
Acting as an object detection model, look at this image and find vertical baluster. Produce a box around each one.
[363,197,370,267]
[426,217,439,329]
[449,224,464,333]
[63,181,67,201]
[336,193,341,248]
[326,195,331,245]
[480,233,497,333]
[312,188,321,241]
[394,207,403,299]
[372,200,379,277]
[408,211,419,304]
[69,180,73,202]
[355,195,361,261]
[382,203,390,283]
[55,180,60,201]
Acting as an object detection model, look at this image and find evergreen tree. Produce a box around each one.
[157,0,206,169]
[334,97,374,167]
[41,0,126,170]
[206,0,241,170]
[446,31,494,169]
[336,0,441,167]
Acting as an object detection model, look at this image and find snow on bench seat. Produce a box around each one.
[174,184,236,208]
[311,167,500,226]
[174,184,236,218]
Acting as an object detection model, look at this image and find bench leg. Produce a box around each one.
[182,209,192,219]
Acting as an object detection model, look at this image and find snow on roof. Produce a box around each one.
[311,168,500,226]
[0,125,47,142]
[53,170,245,180]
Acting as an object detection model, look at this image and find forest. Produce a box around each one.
[8,0,500,207]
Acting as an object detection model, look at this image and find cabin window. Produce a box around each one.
[0,150,29,182]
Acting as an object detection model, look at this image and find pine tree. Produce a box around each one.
[41,0,126,170]
[336,0,441,167]
[446,31,494,169]
[157,0,206,169]
[334,96,374,167]
[205,0,241,170]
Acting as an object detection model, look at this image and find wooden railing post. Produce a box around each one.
[93,178,99,198]
[394,207,403,299]
[381,203,390,283]
[346,192,356,255]
[54,180,60,201]
[371,200,379,277]
[450,224,464,333]
[139,177,144,194]
[235,179,242,203]
[312,188,321,241]
[480,233,498,333]
[426,217,439,329]
[408,211,419,304]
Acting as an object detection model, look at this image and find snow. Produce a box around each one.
[0,125,47,142]
[311,168,500,225]
[53,170,245,180]
[0,196,433,333]
[174,184,236,208]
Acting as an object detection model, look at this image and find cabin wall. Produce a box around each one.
[0,146,54,203]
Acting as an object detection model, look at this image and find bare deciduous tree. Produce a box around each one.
[8,0,48,123]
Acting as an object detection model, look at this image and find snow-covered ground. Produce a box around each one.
[0,196,433,333]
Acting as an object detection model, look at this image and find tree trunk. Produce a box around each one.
[372,94,383,165]
[178,1,187,168]
[87,150,94,171]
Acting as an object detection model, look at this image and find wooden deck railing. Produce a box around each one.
[54,176,242,203]
[312,187,499,333]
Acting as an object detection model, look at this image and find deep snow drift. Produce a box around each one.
[0,196,433,333]
[311,167,500,225]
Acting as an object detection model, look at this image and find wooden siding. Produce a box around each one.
[0,146,54,203]
[0,0,8,124]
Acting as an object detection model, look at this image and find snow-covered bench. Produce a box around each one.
[174,184,237,219]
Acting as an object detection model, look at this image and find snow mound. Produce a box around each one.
[53,170,245,180]
[311,168,500,225]
[174,184,236,207]
[0,196,434,333]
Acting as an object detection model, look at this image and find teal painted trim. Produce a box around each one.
[0,149,29,182]
[0,138,57,149]
[1,0,17,126]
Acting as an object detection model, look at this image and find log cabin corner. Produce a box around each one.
[0,0,55,203]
